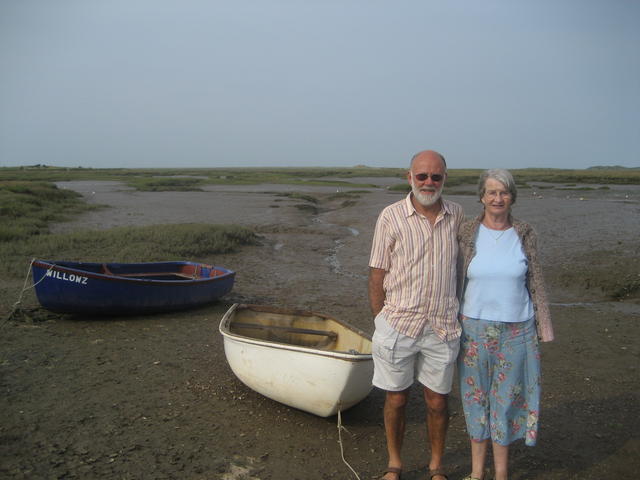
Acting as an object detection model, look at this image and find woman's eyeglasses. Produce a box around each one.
[414,173,444,182]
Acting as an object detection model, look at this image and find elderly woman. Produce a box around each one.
[457,169,554,480]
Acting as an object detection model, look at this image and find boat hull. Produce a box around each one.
[219,303,373,417]
[32,260,235,315]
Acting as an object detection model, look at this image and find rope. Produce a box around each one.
[337,409,362,480]
[3,259,50,326]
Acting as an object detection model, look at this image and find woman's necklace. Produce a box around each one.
[486,228,507,243]
[482,220,511,243]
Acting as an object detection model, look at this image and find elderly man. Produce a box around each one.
[369,150,463,480]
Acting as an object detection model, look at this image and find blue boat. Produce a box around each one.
[31,260,235,315]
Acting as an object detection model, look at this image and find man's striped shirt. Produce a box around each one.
[369,193,464,340]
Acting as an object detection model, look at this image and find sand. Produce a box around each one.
[1,179,639,479]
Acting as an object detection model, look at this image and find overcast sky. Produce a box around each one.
[1,0,638,169]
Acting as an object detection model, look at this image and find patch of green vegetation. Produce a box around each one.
[444,172,485,186]
[588,165,639,170]
[293,204,318,214]
[126,176,207,191]
[450,190,478,196]
[389,184,410,192]
[201,169,381,189]
[2,166,639,192]
[275,192,318,203]
[0,181,102,242]
[557,186,610,191]
[508,167,640,185]
[612,279,640,300]
[326,192,361,201]
[0,224,258,279]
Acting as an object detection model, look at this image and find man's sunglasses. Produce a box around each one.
[414,173,444,182]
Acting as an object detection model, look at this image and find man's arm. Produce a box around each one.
[368,267,386,317]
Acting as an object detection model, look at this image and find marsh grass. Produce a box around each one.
[326,192,362,201]
[275,192,319,203]
[127,177,207,191]
[612,278,640,300]
[450,190,478,196]
[557,186,611,191]
[389,184,411,192]
[389,183,483,195]
[293,204,318,214]
[0,223,258,277]
[0,181,102,241]
[513,168,640,184]
[2,165,638,194]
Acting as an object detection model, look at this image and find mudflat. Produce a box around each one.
[2,180,639,479]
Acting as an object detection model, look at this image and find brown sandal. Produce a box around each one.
[428,467,448,479]
[379,466,402,480]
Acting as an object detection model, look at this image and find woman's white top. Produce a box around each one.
[461,224,534,323]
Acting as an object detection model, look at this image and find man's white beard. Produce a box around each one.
[411,179,443,207]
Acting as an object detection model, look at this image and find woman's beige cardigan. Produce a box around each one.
[457,215,555,342]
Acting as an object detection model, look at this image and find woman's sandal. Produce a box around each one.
[461,469,492,480]
[428,467,448,479]
[379,466,402,480]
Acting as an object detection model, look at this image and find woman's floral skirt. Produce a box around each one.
[458,315,541,446]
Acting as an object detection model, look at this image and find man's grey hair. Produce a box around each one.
[409,151,447,171]
[478,169,518,204]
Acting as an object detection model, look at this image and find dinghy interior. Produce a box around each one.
[226,306,372,354]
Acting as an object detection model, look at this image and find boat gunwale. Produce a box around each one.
[219,303,373,362]
[32,260,235,286]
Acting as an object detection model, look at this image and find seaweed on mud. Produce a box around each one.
[293,204,318,214]
[612,278,640,300]
[5,306,60,324]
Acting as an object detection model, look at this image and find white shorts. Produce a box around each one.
[372,312,460,394]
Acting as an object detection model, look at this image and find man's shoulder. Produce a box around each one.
[442,198,464,218]
[442,198,462,210]
[379,196,409,217]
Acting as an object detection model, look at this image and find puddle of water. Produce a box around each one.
[312,217,364,277]
[326,238,367,280]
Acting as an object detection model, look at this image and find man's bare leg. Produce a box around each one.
[381,389,409,480]
[423,386,449,480]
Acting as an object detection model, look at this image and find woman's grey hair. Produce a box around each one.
[478,169,518,204]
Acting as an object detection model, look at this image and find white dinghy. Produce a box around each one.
[219,303,373,417]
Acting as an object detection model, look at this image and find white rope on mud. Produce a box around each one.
[337,409,362,480]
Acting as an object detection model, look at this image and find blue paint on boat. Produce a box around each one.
[31,260,235,315]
